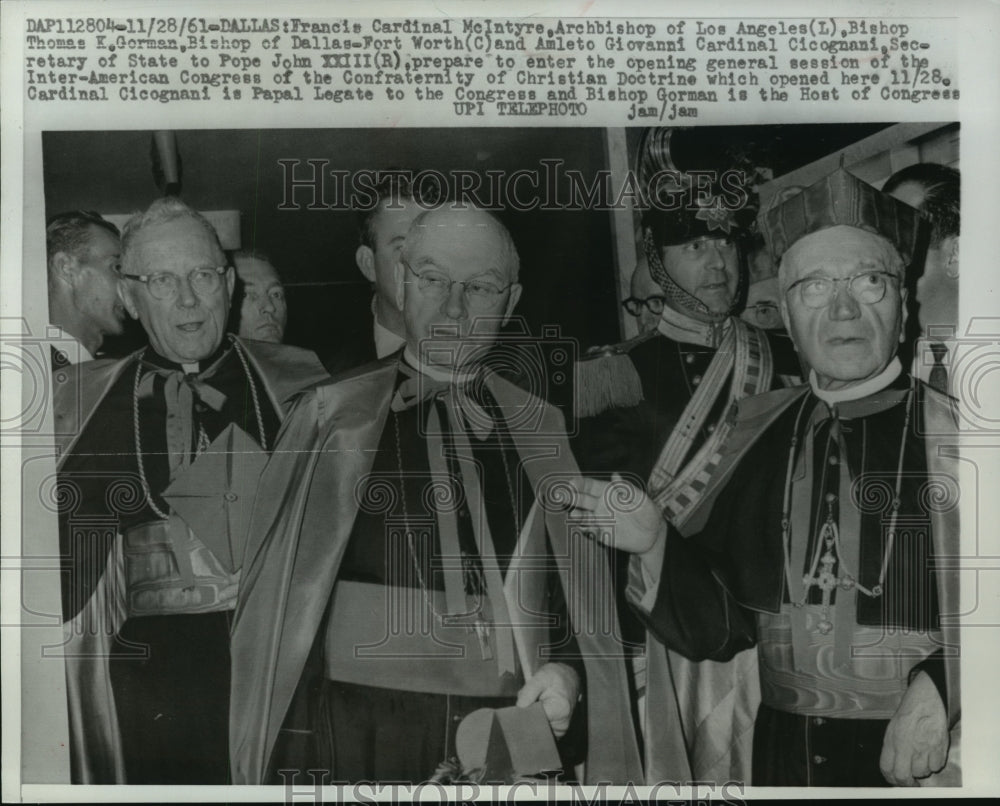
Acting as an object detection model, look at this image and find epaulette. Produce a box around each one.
[575,330,653,417]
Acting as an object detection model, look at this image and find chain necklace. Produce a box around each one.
[230,336,268,452]
[780,389,913,634]
[132,336,267,520]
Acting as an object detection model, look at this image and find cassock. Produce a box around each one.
[628,362,961,786]
[573,309,796,783]
[229,352,642,785]
[320,299,405,374]
[52,336,328,784]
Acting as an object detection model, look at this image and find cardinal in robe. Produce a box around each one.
[53,197,328,783]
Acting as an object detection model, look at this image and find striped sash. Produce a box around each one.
[648,320,772,528]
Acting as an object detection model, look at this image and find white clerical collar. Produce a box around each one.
[372,297,406,359]
[810,357,902,406]
[657,304,731,348]
[48,326,94,363]
[402,347,478,385]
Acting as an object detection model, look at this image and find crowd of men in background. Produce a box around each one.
[45,151,961,788]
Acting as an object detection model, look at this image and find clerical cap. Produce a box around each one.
[761,168,920,266]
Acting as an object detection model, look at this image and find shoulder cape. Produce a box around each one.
[55,338,327,782]
[677,381,960,722]
[229,358,644,785]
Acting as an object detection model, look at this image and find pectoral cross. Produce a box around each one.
[801,519,839,635]
[443,611,494,661]
[474,616,493,661]
[459,553,493,660]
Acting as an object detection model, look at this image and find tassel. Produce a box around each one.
[575,350,644,418]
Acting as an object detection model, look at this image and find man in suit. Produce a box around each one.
[46,210,126,365]
[323,172,428,372]
[883,163,961,394]
[621,256,665,335]
[232,250,288,344]
[53,197,328,783]
[230,206,641,785]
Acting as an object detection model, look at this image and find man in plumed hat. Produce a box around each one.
[573,144,799,783]
[571,167,961,786]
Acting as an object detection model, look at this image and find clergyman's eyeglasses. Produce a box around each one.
[403,260,511,311]
[121,266,227,301]
[785,271,899,309]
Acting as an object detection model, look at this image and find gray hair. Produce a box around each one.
[121,197,224,272]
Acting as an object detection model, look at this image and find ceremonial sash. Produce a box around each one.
[121,520,240,618]
[323,581,525,697]
[647,320,772,529]
[642,320,771,784]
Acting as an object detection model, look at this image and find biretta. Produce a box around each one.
[762,168,921,266]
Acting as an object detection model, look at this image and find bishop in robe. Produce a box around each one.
[52,198,328,783]
[229,206,642,785]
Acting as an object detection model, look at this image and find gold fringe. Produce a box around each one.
[575,351,644,417]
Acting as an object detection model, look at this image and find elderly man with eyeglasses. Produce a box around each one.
[229,206,642,785]
[51,197,327,784]
[570,168,961,787]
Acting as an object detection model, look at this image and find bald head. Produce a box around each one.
[394,207,523,369]
[403,207,521,284]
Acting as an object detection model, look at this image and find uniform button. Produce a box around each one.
[458,508,470,519]
[828,455,839,466]
[825,492,837,504]
[685,354,696,364]
[706,423,716,434]
[813,717,825,726]
[692,375,702,386]
[812,754,827,765]
[452,713,463,722]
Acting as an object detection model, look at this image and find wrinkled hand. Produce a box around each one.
[516,662,580,738]
[880,671,950,786]
[566,474,666,556]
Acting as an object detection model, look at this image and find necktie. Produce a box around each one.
[929,343,949,395]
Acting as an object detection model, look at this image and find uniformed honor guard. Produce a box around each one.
[573,145,799,783]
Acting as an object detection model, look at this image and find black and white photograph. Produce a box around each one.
[2,1,998,802]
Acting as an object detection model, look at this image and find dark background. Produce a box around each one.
[42,124,892,359]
